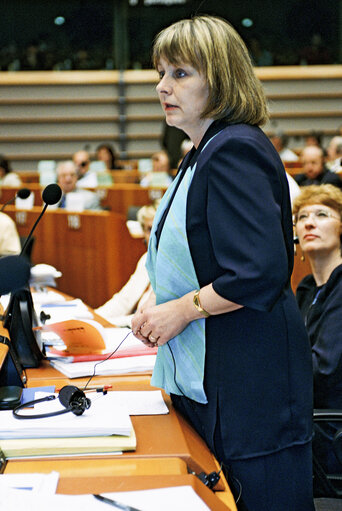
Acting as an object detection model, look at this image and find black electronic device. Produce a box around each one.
[0,386,23,410]
[3,183,62,368]
[13,384,92,419]
[0,335,26,388]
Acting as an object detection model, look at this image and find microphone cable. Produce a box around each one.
[82,329,135,391]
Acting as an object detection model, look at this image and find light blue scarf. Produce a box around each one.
[146,160,207,403]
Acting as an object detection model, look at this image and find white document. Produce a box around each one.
[0,486,211,511]
[0,391,132,439]
[100,391,168,416]
[0,471,59,495]
[50,354,156,378]
[36,298,94,323]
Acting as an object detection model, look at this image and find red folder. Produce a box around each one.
[48,344,158,363]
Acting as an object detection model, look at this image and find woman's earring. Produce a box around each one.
[301,254,305,262]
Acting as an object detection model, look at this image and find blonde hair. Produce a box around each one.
[152,15,268,126]
[293,184,342,221]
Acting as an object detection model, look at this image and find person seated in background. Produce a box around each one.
[95,204,156,327]
[96,143,119,170]
[304,131,322,148]
[0,155,22,187]
[264,134,300,205]
[55,160,100,210]
[0,211,21,256]
[140,150,172,187]
[293,184,342,473]
[326,136,342,173]
[294,145,342,189]
[269,132,299,162]
[72,150,98,188]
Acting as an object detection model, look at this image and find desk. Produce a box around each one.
[3,364,237,510]
[0,184,167,216]
[0,294,237,509]
[4,207,145,308]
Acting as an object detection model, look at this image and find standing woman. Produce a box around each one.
[132,16,313,511]
[294,184,342,474]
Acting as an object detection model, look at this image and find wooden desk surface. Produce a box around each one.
[23,362,221,479]
[1,305,237,509]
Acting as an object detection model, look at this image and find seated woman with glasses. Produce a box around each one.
[294,184,342,473]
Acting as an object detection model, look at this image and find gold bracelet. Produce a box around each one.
[193,289,210,318]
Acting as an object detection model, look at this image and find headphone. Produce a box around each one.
[12,385,92,419]
[12,330,133,420]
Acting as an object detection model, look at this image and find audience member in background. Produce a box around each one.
[0,155,22,187]
[326,136,342,173]
[294,184,342,473]
[269,133,299,162]
[0,211,21,256]
[140,150,172,187]
[294,145,342,189]
[304,131,322,148]
[72,150,98,188]
[56,160,100,210]
[267,134,300,205]
[95,204,156,327]
[96,143,119,170]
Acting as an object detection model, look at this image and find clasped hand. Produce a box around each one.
[132,296,191,348]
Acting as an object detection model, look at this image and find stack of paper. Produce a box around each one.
[0,391,132,439]
[0,391,169,458]
[50,355,156,378]
[0,431,136,458]
[45,325,157,377]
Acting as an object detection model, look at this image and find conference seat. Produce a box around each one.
[313,409,342,510]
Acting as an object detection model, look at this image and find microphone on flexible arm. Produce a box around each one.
[3,184,62,369]
[0,190,32,296]
[0,188,31,212]
[21,184,62,256]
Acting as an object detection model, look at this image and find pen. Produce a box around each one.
[55,385,112,393]
[93,494,143,511]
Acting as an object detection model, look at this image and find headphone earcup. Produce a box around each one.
[58,385,91,415]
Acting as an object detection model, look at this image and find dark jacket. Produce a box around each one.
[296,264,342,409]
[295,167,342,189]
[169,122,313,460]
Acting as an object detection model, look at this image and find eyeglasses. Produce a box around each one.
[295,209,341,225]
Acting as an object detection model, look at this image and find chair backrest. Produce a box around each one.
[313,410,342,499]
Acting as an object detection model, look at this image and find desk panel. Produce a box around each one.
[0,184,43,206]
[97,184,166,215]
[0,184,167,217]
[5,207,145,308]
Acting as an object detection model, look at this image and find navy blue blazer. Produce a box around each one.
[171,122,313,460]
[297,264,342,409]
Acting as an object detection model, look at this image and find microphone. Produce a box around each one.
[0,188,31,212]
[21,184,62,256]
[0,255,31,296]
